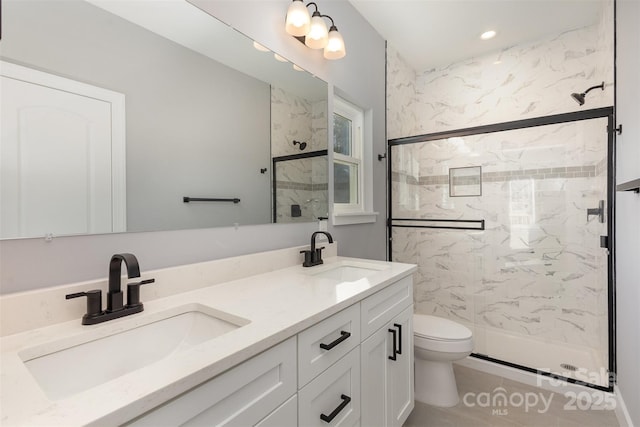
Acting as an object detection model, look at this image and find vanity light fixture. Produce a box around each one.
[284,0,346,60]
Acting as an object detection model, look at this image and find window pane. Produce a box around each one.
[334,161,358,204]
[333,113,352,156]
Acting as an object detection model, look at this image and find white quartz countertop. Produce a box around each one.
[0,256,416,426]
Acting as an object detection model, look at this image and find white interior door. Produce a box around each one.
[0,61,126,238]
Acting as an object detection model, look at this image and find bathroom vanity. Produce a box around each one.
[0,245,416,426]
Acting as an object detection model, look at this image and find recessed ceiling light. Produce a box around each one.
[480,30,497,40]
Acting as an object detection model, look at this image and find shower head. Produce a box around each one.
[571,82,605,106]
[293,140,307,150]
[571,92,585,106]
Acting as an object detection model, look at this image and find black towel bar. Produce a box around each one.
[183,197,240,204]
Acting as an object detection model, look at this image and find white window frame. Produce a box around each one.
[331,96,378,226]
[333,97,364,213]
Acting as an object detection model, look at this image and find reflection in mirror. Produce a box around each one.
[273,152,328,223]
[0,0,328,239]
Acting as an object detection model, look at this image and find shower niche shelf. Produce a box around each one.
[616,178,640,193]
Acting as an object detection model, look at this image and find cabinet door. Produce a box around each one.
[387,306,414,427]
[360,305,414,427]
[298,347,360,427]
[360,322,390,427]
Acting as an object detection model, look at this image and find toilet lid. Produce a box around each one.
[413,314,472,341]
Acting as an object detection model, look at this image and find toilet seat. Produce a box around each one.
[413,314,473,353]
[413,314,472,341]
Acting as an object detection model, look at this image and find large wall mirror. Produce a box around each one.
[0,0,329,240]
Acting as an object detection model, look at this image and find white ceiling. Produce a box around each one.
[349,0,604,72]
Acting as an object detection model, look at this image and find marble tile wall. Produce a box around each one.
[387,2,613,376]
[271,87,328,223]
[271,86,313,157]
[390,118,610,371]
[274,157,328,223]
[386,1,614,139]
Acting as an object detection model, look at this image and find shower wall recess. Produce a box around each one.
[388,108,615,390]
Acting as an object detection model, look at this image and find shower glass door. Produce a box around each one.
[389,109,613,389]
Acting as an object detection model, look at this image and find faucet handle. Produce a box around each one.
[314,246,326,265]
[300,250,314,267]
[66,290,103,323]
[126,278,155,308]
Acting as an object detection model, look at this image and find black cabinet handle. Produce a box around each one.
[394,323,402,355]
[320,394,351,423]
[320,331,351,350]
[388,328,397,361]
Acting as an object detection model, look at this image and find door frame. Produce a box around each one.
[1,60,127,233]
[387,107,616,392]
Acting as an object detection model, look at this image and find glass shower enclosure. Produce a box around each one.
[389,108,614,390]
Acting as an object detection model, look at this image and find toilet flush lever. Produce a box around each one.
[587,200,605,223]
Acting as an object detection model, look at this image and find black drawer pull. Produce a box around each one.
[394,323,402,355]
[388,328,397,361]
[320,394,351,423]
[320,330,351,350]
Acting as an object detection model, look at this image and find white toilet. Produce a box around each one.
[413,314,473,407]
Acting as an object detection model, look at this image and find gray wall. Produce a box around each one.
[615,0,640,424]
[0,0,272,233]
[0,0,387,293]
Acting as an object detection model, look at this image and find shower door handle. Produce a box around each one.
[587,200,605,223]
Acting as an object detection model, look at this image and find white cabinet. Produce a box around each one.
[125,274,413,427]
[360,276,412,338]
[255,395,298,427]
[298,347,361,427]
[126,337,297,427]
[360,278,414,427]
[386,306,414,427]
[298,304,360,387]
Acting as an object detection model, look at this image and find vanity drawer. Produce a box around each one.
[126,337,296,427]
[298,347,361,427]
[361,275,413,339]
[298,304,360,387]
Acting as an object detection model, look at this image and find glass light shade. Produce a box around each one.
[324,28,346,60]
[285,0,311,37]
[305,14,328,49]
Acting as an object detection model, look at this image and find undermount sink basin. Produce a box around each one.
[310,261,388,282]
[20,304,249,400]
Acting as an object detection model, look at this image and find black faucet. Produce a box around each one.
[66,253,154,325]
[301,231,334,267]
[108,253,140,312]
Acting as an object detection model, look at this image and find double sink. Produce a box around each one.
[19,261,387,401]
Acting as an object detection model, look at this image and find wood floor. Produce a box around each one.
[403,365,619,427]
